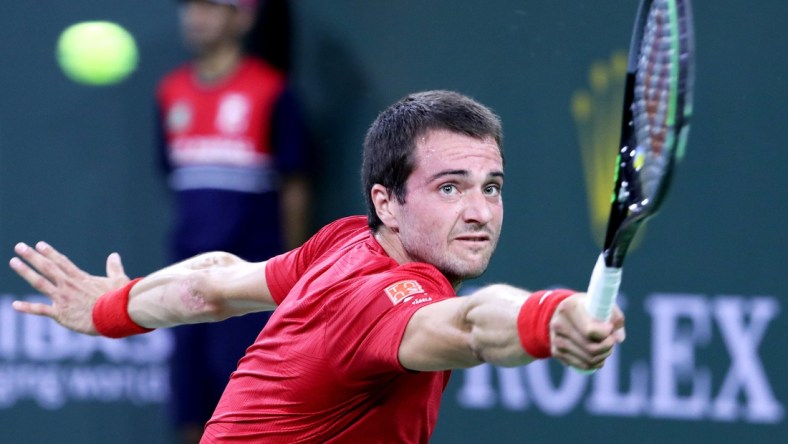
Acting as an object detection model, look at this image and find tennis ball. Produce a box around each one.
[56,21,138,86]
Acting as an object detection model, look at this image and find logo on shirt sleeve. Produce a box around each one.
[384,280,425,305]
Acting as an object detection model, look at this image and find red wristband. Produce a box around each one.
[92,278,154,338]
[517,289,575,359]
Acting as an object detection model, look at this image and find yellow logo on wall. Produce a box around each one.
[571,50,639,249]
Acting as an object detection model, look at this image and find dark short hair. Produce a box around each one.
[361,90,503,231]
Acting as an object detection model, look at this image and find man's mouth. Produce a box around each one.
[454,234,491,243]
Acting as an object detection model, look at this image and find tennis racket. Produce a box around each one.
[584,0,695,330]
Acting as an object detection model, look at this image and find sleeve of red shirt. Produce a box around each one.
[265,216,367,305]
[350,263,456,375]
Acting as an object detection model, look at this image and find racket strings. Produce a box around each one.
[632,0,676,201]
[634,0,674,160]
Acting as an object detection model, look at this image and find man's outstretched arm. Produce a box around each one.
[9,241,274,336]
[398,284,625,372]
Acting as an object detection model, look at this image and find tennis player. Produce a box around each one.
[10,90,624,443]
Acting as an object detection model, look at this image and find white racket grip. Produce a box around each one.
[585,254,623,321]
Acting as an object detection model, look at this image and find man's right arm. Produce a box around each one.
[128,251,275,328]
[9,241,275,336]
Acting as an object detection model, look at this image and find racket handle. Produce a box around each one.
[574,254,622,375]
[585,253,622,321]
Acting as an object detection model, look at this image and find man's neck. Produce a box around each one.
[374,227,410,266]
[194,44,244,84]
[374,226,463,290]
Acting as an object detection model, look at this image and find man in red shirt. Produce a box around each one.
[10,90,624,443]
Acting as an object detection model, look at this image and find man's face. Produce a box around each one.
[391,129,504,282]
[179,0,243,55]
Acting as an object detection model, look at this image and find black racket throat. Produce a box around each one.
[602,168,679,269]
[601,143,679,269]
[601,76,679,269]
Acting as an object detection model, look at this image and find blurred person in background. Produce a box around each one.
[155,0,311,441]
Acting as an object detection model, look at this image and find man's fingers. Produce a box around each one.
[548,296,626,370]
[552,331,614,368]
[551,333,593,363]
[9,256,57,296]
[610,306,627,343]
[558,298,614,343]
[36,241,86,279]
[12,300,57,318]
[105,252,128,279]
[14,242,67,284]
[555,295,614,342]
[551,297,618,368]
[551,336,607,370]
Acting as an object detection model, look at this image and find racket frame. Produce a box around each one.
[583,0,694,327]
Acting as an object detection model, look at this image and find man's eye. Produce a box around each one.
[440,184,457,194]
[484,185,501,196]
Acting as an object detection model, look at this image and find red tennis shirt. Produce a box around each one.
[202,216,456,443]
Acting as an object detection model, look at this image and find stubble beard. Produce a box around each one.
[402,232,498,284]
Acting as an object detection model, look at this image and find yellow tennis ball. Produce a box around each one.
[57,21,139,86]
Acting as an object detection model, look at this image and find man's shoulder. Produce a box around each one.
[305,216,371,257]
[316,217,450,287]
[321,215,369,235]
[339,262,454,314]
[371,262,453,292]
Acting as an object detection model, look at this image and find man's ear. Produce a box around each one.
[371,184,400,231]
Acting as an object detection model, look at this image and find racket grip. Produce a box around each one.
[574,254,623,375]
[585,253,622,321]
